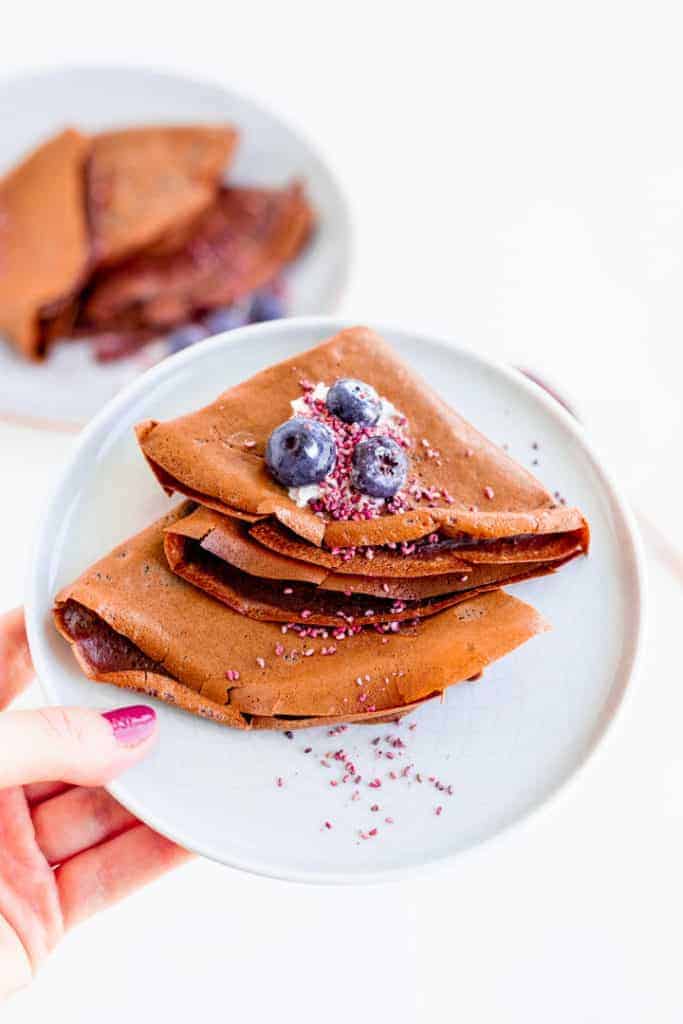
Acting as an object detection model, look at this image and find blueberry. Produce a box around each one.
[250,289,285,322]
[351,435,408,498]
[166,323,210,354]
[326,378,381,426]
[266,417,336,488]
[203,304,249,335]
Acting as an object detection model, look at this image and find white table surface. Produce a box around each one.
[2,3,682,1021]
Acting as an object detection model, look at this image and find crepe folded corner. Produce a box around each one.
[87,124,239,268]
[135,325,590,561]
[53,505,549,729]
[0,128,91,359]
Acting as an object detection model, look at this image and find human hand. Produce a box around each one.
[0,608,191,1000]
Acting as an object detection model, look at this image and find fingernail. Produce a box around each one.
[102,705,156,747]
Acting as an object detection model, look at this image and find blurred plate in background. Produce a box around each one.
[0,66,352,429]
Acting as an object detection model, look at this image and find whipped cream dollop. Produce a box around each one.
[287,382,409,510]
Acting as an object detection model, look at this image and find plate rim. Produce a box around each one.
[25,316,646,884]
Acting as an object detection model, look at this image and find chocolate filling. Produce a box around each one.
[184,541,449,624]
[249,520,584,575]
[164,531,565,628]
[59,600,166,675]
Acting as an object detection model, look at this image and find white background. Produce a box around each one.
[1,3,682,1021]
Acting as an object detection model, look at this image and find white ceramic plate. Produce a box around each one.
[26,318,644,883]
[0,66,351,429]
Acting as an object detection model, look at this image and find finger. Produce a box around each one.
[0,788,63,975]
[0,705,157,788]
[32,787,138,865]
[0,608,34,709]
[24,781,72,805]
[0,913,33,1001]
[56,824,192,929]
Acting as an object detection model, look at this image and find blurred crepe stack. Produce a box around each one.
[53,327,589,731]
[0,123,314,361]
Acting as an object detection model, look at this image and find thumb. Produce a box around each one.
[0,705,157,788]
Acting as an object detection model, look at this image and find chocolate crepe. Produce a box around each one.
[136,328,590,560]
[53,505,548,728]
[0,129,90,359]
[80,184,313,335]
[164,504,572,624]
[248,519,585,574]
[87,125,238,267]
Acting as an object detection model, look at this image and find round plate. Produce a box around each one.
[0,66,351,428]
[26,317,644,883]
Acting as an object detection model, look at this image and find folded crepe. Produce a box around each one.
[87,124,239,267]
[0,128,91,359]
[164,504,574,625]
[80,183,313,335]
[53,505,548,729]
[247,519,585,573]
[136,327,590,563]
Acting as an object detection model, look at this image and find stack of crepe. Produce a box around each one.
[54,327,589,731]
[0,125,313,361]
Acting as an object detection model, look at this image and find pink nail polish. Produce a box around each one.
[102,705,156,746]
